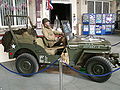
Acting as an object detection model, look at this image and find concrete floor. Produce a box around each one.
[0,34,120,90]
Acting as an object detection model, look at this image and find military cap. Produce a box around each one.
[42,18,50,24]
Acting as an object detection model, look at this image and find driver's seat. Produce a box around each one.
[35,37,64,55]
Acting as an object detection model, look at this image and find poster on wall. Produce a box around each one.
[106,14,113,24]
[89,25,95,35]
[102,14,106,24]
[89,14,96,24]
[102,25,106,30]
[96,25,102,34]
[83,25,89,31]
[96,14,102,24]
[83,14,89,24]
[106,25,112,32]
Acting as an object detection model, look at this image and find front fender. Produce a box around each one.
[76,50,110,65]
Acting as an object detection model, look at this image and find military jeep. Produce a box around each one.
[2,15,120,83]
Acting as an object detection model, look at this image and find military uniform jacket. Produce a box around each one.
[42,27,62,47]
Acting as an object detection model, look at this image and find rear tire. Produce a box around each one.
[85,56,112,83]
[16,53,39,77]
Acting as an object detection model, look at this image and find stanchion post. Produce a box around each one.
[59,58,63,90]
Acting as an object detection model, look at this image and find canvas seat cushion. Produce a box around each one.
[45,46,64,55]
[35,38,56,55]
[35,38,45,48]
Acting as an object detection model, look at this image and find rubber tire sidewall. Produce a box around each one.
[85,56,112,83]
[16,53,39,77]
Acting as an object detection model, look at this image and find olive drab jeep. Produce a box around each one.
[2,15,120,83]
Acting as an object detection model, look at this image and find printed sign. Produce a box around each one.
[89,14,95,24]
[83,14,89,23]
[106,25,111,32]
[89,25,95,35]
[106,14,112,24]
[96,25,102,34]
[83,25,89,31]
[102,14,106,24]
[96,14,102,24]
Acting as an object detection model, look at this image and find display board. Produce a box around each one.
[82,25,89,35]
[89,14,96,24]
[89,25,95,35]
[96,25,102,34]
[82,14,89,24]
[83,25,89,31]
[82,13,116,35]
[106,25,111,32]
[102,14,106,24]
[61,20,73,40]
[106,14,113,24]
[96,14,102,24]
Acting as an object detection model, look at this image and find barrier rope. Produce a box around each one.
[0,59,120,77]
[0,59,58,76]
[112,41,120,47]
[64,62,120,77]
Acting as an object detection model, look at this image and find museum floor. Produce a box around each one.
[0,34,120,90]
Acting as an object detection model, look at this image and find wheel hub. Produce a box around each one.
[93,64,105,75]
[21,61,32,71]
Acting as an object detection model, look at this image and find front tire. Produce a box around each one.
[16,53,39,77]
[85,56,112,83]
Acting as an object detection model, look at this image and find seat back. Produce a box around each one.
[35,38,45,48]
[15,32,35,44]
[35,37,57,55]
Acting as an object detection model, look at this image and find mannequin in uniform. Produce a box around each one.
[42,18,66,48]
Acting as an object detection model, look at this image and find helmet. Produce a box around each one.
[42,18,50,24]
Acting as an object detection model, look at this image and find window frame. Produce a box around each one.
[0,0,29,28]
[95,1,102,14]
[88,1,94,13]
[87,0,110,14]
[103,1,110,14]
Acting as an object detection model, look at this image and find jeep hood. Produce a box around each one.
[68,37,111,46]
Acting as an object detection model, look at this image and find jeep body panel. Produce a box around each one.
[66,37,112,66]
[9,43,60,64]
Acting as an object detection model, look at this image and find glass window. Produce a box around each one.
[88,1,94,13]
[88,1,110,14]
[103,2,109,13]
[95,2,102,14]
[0,0,28,26]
